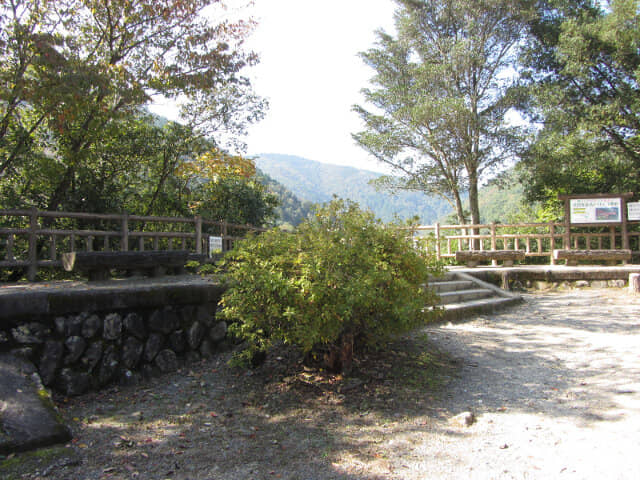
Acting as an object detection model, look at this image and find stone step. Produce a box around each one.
[428,271,457,282]
[437,295,522,322]
[437,288,495,305]
[429,280,476,293]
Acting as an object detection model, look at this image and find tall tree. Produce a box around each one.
[0,0,266,212]
[353,0,531,225]
[518,0,640,208]
[0,0,70,178]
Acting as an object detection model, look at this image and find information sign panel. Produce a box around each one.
[209,236,223,257]
[628,202,640,221]
[569,198,621,224]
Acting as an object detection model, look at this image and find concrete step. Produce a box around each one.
[428,270,523,321]
[428,271,457,282]
[430,280,476,293]
[437,295,522,322]
[438,288,495,305]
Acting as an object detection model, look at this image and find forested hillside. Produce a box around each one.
[255,154,452,224]
[476,171,527,224]
[256,171,315,228]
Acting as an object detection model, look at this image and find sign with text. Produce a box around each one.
[209,236,223,257]
[628,202,640,221]
[570,197,622,224]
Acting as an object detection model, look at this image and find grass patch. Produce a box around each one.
[0,446,79,480]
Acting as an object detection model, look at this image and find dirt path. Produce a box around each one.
[3,289,640,479]
[394,289,640,479]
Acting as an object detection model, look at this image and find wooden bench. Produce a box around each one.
[455,250,526,267]
[62,250,189,281]
[553,249,632,266]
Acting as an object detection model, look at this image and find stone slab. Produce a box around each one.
[0,275,225,322]
[0,354,71,454]
[450,265,640,284]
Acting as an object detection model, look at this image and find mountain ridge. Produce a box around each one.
[255,153,452,224]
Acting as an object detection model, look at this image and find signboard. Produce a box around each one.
[569,197,622,224]
[209,236,223,257]
[628,202,640,221]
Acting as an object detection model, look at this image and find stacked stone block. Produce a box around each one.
[1,305,228,397]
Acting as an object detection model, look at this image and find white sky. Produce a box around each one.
[242,0,396,172]
[151,0,397,173]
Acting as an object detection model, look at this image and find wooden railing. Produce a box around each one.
[0,208,266,281]
[415,221,640,264]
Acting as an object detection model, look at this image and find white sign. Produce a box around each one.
[628,202,640,221]
[209,236,223,257]
[570,198,621,224]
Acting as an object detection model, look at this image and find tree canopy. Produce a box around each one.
[0,0,273,226]
[518,0,640,213]
[353,0,531,225]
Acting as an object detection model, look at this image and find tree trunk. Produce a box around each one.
[453,191,466,225]
[46,165,75,213]
[468,168,481,250]
[323,333,354,373]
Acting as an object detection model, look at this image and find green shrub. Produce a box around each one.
[218,199,442,371]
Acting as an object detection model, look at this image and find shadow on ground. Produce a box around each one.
[3,289,639,479]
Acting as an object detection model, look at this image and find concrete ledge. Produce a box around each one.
[0,276,225,325]
[450,265,640,289]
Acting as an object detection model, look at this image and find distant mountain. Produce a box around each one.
[255,153,452,224]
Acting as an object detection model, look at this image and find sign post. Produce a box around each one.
[628,202,640,221]
[559,193,634,250]
[208,236,223,258]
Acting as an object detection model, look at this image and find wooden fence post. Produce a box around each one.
[121,212,129,252]
[6,234,14,261]
[490,222,497,266]
[195,215,203,254]
[563,197,571,249]
[222,221,228,252]
[549,223,556,265]
[435,223,441,261]
[50,235,56,261]
[27,207,38,282]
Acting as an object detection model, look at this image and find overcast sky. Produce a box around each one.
[151,0,397,173]
[242,0,396,172]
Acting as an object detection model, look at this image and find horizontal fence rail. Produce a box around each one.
[415,221,640,265]
[0,208,266,281]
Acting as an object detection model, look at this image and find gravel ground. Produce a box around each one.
[3,288,640,479]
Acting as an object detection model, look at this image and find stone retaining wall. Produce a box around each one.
[0,280,228,396]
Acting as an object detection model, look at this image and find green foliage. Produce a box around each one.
[475,170,528,224]
[190,175,279,226]
[352,0,532,225]
[0,0,266,214]
[519,0,640,205]
[218,199,442,369]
